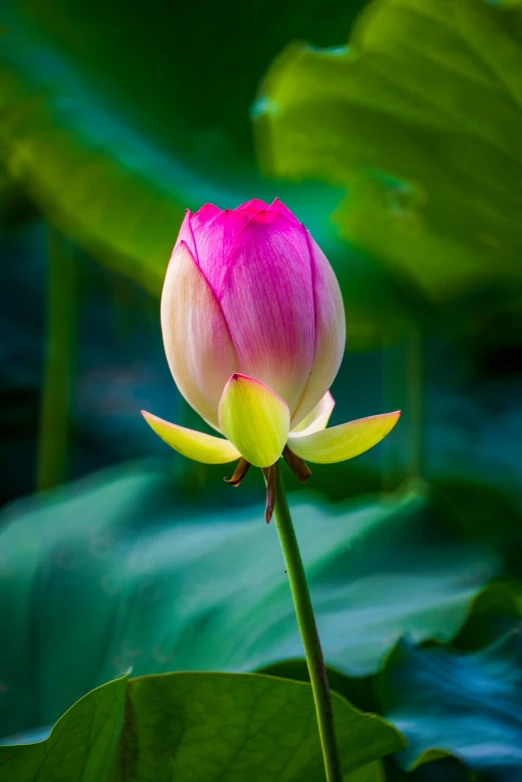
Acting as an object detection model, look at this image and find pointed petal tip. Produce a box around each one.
[175,238,191,253]
[194,202,221,219]
[226,373,286,402]
[236,197,270,214]
[141,410,240,464]
[268,197,300,224]
[168,239,199,268]
[227,372,253,386]
[230,371,273,384]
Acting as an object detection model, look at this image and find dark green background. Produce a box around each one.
[2,0,522,779]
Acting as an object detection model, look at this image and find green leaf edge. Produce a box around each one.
[0,671,406,780]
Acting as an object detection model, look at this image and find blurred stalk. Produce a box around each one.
[36,226,77,491]
[408,327,423,479]
[381,343,397,491]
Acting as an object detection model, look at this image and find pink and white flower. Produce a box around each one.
[142,198,399,485]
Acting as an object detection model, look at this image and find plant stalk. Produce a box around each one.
[408,327,423,479]
[381,342,397,492]
[270,462,343,782]
[36,227,77,491]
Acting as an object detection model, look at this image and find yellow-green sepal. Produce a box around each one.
[218,374,290,468]
[287,410,401,464]
[141,411,240,464]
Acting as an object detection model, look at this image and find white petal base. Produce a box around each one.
[290,391,335,436]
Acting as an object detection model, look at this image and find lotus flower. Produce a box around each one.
[142,198,399,513]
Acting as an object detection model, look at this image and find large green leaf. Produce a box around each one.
[0,670,404,781]
[256,0,522,319]
[0,464,504,737]
[0,0,423,347]
[379,631,522,780]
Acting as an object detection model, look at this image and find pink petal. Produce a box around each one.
[161,241,237,429]
[190,203,221,231]
[235,198,270,218]
[291,231,345,426]
[268,198,301,225]
[219,211,316,415]
[191,209,250,293]
[173,210,198,258]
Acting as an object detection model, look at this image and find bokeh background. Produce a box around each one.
[2,0,522,779]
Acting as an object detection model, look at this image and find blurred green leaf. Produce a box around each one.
[379,630,522,780]
[261,579,522,717]
[0,464,507,736]
[256,0,522,322]
[0,0,425,347]
[383,755,478,782]
[0,670,404,781]
[345,761,385,782]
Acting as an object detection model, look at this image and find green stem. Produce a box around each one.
[36,227,77,491]
[271,462,343,782]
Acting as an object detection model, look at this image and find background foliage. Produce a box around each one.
[1,0,522,779]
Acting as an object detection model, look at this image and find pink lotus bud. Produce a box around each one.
[160,198,346,430]
[143,197,400,503]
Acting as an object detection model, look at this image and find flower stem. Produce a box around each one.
[271,462,343,782]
